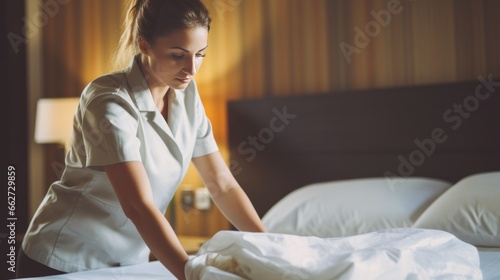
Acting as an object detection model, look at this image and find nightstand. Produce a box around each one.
[178,235,210,255]
[149,235,210,261]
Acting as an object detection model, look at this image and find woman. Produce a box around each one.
[17,0,266,279]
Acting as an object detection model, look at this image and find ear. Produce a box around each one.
[137,36,150,55]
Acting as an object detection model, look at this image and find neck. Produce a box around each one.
[138,55,169,109]
[150,84,169,110]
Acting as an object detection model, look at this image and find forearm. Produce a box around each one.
[127,205,189,280]
[211,186,266,232]
[105,162,189,279]
[192,152,266,232]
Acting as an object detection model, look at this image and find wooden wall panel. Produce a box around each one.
[40,0,500,106]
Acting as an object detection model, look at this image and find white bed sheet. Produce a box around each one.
[15,260,175,280]
[18,241,500,280]
[186,228,482,280]
[478,247,500,280]
[15,257,237,280]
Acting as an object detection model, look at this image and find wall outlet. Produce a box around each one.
[181,188,194,210]
[194,188,211,210]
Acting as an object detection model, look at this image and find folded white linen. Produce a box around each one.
[185,228,482,280]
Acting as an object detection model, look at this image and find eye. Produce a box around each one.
[171,54,184,60]
[196,53,206,58]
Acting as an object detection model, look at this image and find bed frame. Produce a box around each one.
[227,79,500,218]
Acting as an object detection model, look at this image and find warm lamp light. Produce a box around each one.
[34,97,79,152]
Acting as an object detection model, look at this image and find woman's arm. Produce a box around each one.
[192,152,266,232]
[104,161,189,280]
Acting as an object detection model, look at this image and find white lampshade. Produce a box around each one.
[34,97,80,151]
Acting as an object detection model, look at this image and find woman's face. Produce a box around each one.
[140,26,208,90]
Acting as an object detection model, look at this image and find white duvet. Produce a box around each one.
[186,228,482,280]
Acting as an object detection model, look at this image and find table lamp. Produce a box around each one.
[34,97,79,152]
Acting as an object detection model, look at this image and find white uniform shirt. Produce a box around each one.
[22,56,218,272]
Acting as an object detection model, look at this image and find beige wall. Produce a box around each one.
[31,0,500,236]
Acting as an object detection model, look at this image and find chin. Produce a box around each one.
[170,84,189,90]
[170,80,192,90]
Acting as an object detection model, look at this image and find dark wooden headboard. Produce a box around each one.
[227,79,500,217]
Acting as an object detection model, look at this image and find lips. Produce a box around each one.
[176,77,192,83]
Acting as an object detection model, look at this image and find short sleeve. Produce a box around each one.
[82,95,142,166]
[192,94,218,158]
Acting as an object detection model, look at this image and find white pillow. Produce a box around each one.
[262,177,451,238]
[413,171,500,247]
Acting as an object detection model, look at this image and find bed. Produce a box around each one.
[20,79,500,279]
[224,79,500,279]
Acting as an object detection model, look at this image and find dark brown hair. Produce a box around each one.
[114,0,211,69]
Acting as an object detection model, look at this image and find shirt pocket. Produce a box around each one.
[82,172,129,227]
[74,193,129,229]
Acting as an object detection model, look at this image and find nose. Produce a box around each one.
[183,56,197,76]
